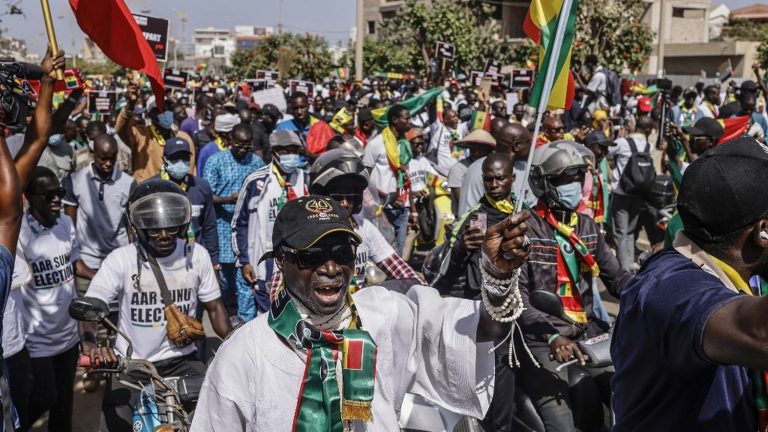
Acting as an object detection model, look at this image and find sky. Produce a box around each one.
[1,0,764,57]
[2,0,357,56]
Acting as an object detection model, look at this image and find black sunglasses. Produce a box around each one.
[282,243,357,269]
[31,187,66,201]
[329,193,362,204]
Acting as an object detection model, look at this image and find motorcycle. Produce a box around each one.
[69,297,203,432]
[513,290,613,432]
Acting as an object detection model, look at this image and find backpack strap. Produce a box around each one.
[626,137,638,154]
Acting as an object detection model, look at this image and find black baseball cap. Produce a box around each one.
[678,137,768,241]
[357,108,373,123]
[163,137,192,157]
[683,117,724,140]
[270,195,361,253]
[583,131,615,148]
[741,80,759,93]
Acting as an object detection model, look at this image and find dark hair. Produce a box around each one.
[585,54,599,66]
[26,166,57,194]
[387,104,409,125]
[86,120,107,135]
[290,92,308,103]
[231,123,253,140]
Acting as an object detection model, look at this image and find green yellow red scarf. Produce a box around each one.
[536,201,600,324]
[382,126,412,203]
[268,287,377,431]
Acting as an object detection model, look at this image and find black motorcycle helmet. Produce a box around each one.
[127,179,191,245]
[309,149,369,215]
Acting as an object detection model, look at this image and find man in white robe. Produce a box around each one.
[192,195,530,431]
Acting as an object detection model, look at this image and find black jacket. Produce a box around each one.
[518,208,630,345]
[437,197,510,299]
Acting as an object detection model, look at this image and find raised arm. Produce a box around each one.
[15,49,66,189]
[115,83,138,149]
[51,88,83,134]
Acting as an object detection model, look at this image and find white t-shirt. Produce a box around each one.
[18,214,81,358]
[407,156,439,193]
[86,241,221,363]
[363,134,397,197]
[191,285,494,432]
[353,216,396,285]
[587,67,609,111]
[609,133,650,195]
[428,121,468,177]
[2,252,31,358]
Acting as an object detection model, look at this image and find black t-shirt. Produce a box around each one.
[611,249,755,431]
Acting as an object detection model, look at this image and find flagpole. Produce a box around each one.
[515,0,575,213]
[40,0,64,80]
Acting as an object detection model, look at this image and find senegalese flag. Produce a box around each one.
[718,116,750,144]
[523,0,579,110]
[372,87,443,129]
[469,110,492,132]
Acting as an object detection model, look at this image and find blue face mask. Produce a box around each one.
[276,154,307,173]
[555,181,583,210]
[165,159,190,180]
[156,111,174,129]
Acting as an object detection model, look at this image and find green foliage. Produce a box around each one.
[76,59,126,76]
[230,33,333,82]
[725,18,768,69]
[724,18,768,41]
[368,0,514,74]
[574,0,654,72]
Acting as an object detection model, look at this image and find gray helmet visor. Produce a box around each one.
[129,192,191,230]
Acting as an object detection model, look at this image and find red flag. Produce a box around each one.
[68,0,165,110]
[306,118,337,156]
[718,116,750,144]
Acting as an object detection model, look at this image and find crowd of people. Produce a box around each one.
[2,45,768,432]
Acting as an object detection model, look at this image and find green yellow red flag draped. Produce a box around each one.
[523,0,579,110]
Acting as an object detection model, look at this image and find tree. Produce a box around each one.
[574,0,654,73]
[231,33,333,83]
[367,0,514,75]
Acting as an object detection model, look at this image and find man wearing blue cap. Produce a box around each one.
[148,137,219,267]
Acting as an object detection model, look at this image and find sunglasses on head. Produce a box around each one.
[31,187,66,201]
[282,243,357,269]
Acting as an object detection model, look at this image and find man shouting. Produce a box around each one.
[192,195,531,431]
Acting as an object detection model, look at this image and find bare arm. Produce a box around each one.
[115,83,138,150]
[703,296,768,370]
[64,205,77,226]
[0,136,20,256]
[203,298,233,339]
[15,49,66,189]
[74,259,95,280]
[51,88,83,134]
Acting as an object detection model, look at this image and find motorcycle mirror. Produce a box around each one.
[529,290,569,321]
[68,297,109,323]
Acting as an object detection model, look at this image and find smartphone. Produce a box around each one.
[470,212,488,232]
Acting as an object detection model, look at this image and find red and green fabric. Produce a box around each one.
[523,0,580,110]
[372,87,443,129]
[469,110,492,132]
[718,116,750,144]
[268,288,376,431]
[536,202,600,324]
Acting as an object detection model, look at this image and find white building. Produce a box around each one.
[194,27,235,66]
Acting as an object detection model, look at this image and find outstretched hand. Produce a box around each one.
[481,211,531,279]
